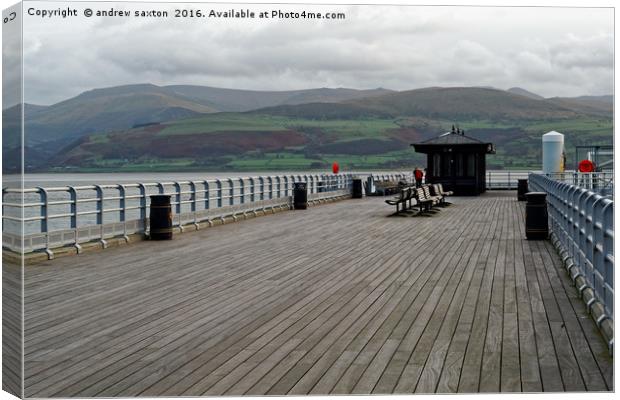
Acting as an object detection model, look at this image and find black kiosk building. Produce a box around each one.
[412,127,495,196]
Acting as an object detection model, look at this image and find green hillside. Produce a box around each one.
[5,84,611,173]
[47,111,612,172]
[19,84,393,150]
[347,87,582,120]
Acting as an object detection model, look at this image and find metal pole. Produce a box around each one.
[94,185,108,248]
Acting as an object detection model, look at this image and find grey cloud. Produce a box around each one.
[16,3,614,105]
[550,34,613,69]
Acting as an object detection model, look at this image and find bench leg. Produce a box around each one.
[414,203,428,216]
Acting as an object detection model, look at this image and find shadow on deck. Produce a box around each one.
[23,191,613,396]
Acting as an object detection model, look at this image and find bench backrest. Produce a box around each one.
[403,187,411,201]
[422,185,433,198]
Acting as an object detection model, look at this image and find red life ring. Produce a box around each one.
[578,159,595,173]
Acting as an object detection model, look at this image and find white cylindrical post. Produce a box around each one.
[542,131,565,174]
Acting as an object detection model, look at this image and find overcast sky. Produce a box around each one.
[14,1,615,106]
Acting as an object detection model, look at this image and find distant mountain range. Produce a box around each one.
[2,83,613,172]
[6,84,392,148]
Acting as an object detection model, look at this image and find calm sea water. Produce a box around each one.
[3,170,529,236]
[7,171,406,188]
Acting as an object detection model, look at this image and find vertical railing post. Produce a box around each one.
[248,177,257,216]
[138,183,147,233]
[94,185,108,248]
[68,186,82,252]
[572,188,583,264]
[249,177,255,203]
[1,189,5,231]
[227,178,234,207]
[216,179,223,208]
[204,180,213,227]
[602,201,613,318]
[577,190,588,279]
[239,178,245,205]
[173,182,183,231]
[37,187,54,259]
[259,177,265,200]
[204,180,210,210]
[189,181,199,229]
[586,195,605,295]
[118,185,129,242]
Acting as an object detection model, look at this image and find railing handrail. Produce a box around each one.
[528,173,614,323]
[483,170,614,193]
[540,171,614,196]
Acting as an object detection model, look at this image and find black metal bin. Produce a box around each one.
[517,179,528,201]
[150,195,173,240]
[525,192,548,240]
[293,182,308,210]
[352,178,363,198]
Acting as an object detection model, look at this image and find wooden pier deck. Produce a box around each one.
[22,191,613,396]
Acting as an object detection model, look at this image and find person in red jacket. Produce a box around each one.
[414,167,424,187]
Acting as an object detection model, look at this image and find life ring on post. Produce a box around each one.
[578,159,595,173]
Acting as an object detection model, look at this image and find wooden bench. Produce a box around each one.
[437,183,454,196]
[432,183,453,205]
[414,187,436,215]
[422,185,444,207]
[385,187,417,214]
[385,184,450,216]
[385,188,407,213]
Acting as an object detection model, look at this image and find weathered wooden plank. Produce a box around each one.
[512,202,542,392]
[457,202,503,393]
[536,240,608,391]
[433,204,502,393]
[500,201,520,392]
[522,238,565,392]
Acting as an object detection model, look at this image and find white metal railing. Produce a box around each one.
[528,173,614,324]
[2,172,407,257]
[485,170,614,195]
[486,170,532,189]
[544,171,614,196]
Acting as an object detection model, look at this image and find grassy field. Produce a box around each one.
[159,114,400,140]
